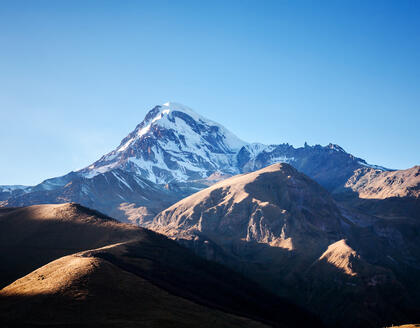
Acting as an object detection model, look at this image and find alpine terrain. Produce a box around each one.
[1,102,419,327]
[1,102,406,224]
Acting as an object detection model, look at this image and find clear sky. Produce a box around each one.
[1,0,419,185]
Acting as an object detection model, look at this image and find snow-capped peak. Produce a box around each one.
[114,102,245,153]
[159,102,243,148]
[161,101,198,117]
[117,105,172,152]
[81,102,247,183]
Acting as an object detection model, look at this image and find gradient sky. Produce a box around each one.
[1,0,419,185]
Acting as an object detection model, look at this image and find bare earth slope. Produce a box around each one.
[152,163,344,252]
[0,247,266,328]
[150,163,420,328]
[0,203,323,328]
[345,166,420,199]
[0,203,143,288]
[338,166,420,220]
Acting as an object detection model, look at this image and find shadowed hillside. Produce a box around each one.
[0,203,323,328]
[150,163,420,328]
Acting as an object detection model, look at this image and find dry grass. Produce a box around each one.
[0,248,268,328]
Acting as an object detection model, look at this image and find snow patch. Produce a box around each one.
[358,161,388,171]
[111,171,133,191]
[0,185,30,192]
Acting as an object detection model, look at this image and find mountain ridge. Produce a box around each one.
[149,163,420,328]
[0,102,407,224]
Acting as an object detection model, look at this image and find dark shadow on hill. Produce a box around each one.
[92,232,324,328]
[334,190,420,220]
[305,256,420,328]
[175,229,420,328]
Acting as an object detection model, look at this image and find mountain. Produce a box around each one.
[1,103,418,327]
[237,142,388,192]
[1,102,392,223]
[344,165,420,199]
[151,163,345,251]
[149,163,420,328]
[336,166,420,221]
[0,185,29,202]
[1,169,179,225]
[0,203,323,328]
[80,102,246,183]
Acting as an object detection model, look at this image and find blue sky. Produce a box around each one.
[1,0,419,185]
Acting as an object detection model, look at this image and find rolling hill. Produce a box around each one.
[0,203,322,328]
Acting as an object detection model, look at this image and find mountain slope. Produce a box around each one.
[0,185,29,201]
[2,169,179,224]
[0,203,143,287]
[344,166,420,199]
[152,163,344,252]
[336,166,420,221]
[0,203,323,328]
[149,163,420,328]
[237,142,387,192]
[0,247,267,328]
[81,102,246,183]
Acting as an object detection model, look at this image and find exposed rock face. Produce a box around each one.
[150,164,420,328]
[345,166,420,199]
[152,163,345,253]
[317,239,360,276]
[0,203,322,328]
[0,185,29,202]
[236,142,383,192]
[336,166,420,221]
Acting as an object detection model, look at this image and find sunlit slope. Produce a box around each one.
[0,247,267,328]
[0,202,322,328]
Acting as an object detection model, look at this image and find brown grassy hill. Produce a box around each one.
[150,163,420,328]
[0,246,266,328]
[152,163,344,252]
[0,203,143,288]
[0,203,323,328]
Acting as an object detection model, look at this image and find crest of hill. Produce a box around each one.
[151,162,344,252]
[345,166,420,199]
[0,203,145,288]
[0,246,268,328]
[0,202,324,328]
